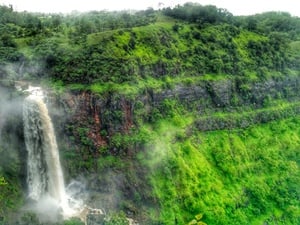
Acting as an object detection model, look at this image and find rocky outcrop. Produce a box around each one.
[51,75,300,152]
[151,75,300,113]
[53,92,134,151]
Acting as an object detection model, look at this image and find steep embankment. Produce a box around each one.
[48,72,300,225]
[56,74,300,147]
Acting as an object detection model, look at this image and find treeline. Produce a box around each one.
[0,4,156,51]
[238,11,300,38]
[0,4,156,37]
[162,2,233,25]
[162,2,300,38]
[67,8,156,35]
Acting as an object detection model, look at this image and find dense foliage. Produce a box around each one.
[0,3,299,225]
[0,3,300,85]
[162,2,233,24]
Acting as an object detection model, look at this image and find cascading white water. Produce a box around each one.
[23,86,72,218]
[23,86,104,223]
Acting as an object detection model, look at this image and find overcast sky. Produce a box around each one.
[0,0,299,17]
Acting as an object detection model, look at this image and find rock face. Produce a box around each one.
[53,92,134,150]
[52,75,300,150]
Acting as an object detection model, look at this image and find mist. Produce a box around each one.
[20,179,88,223]
[0,82,25,173]
[0,85,23,125]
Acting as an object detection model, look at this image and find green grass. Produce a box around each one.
[84,73,233,97]
[196,100,300,130]
[290,40,300,52]
[135,111,300,224]
[89,82,139,97]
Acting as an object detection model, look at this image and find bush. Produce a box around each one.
[105,212,129,225]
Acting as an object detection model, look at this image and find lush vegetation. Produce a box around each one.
[0,2,299,225]
[0,3,300,86]
[134,111,300,224]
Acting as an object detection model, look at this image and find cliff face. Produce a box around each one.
[54,75,300,151]
[46,74,300,223]
[155,75,300,110]
[55,92,134,149]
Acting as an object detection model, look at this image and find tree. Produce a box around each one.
[0,177,7,186]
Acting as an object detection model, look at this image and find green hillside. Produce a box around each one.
[0,3,299,225]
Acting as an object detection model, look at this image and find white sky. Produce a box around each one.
[0,0,299,17]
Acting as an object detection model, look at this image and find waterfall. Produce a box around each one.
[23,86,104,223]
[23,86,70,217]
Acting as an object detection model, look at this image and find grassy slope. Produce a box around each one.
[136,112,300,224]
